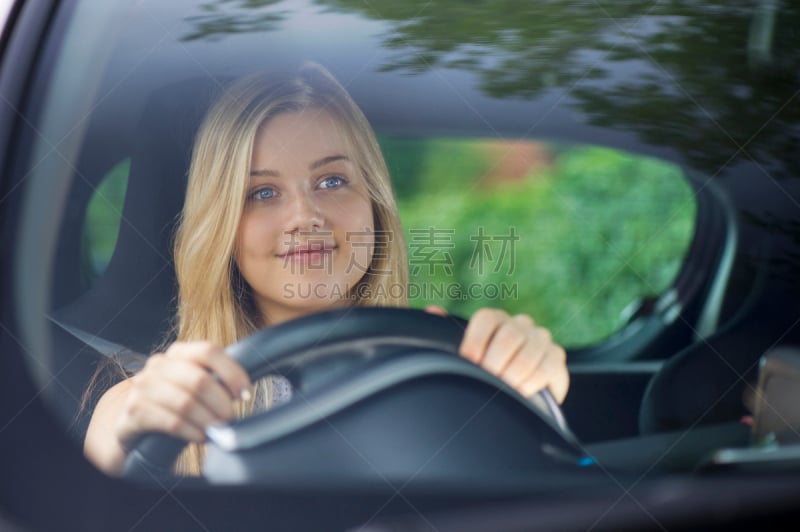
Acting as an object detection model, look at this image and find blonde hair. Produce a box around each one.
[172,63,408,473]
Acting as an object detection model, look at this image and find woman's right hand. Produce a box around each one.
[84,341,251,475]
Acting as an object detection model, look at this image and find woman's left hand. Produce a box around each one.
[426,306,569,403]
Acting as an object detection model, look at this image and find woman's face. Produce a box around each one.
[235,108,375,325]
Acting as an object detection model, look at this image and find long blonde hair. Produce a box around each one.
[172,62,408,473]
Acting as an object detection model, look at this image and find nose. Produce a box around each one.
[287,189,324,233]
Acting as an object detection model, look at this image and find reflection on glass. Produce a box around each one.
[181,0,287,41]
[180,0,799,178]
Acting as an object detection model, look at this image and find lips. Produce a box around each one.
[278,243,336,266]
[278,243,336,258]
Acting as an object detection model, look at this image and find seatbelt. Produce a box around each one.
[49,316,293,403]
[48,315,146,371]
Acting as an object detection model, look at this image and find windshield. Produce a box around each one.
[8,0,800,489]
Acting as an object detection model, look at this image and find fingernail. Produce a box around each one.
[240,388,252,402]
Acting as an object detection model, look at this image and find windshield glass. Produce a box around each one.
[10,0,800,479]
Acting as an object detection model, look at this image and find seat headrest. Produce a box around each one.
[52,78,223,355]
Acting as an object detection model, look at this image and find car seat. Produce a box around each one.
[47,79,222,439]
[639,281,800,434]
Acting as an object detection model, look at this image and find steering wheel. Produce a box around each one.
[123,307,578,482]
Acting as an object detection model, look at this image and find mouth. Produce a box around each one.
[278,244,336,262]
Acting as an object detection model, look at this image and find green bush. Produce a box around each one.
[386,138,695,347]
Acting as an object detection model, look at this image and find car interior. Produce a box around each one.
[42,72,800,485]
[3,0,800,529]
[47,78,597,482]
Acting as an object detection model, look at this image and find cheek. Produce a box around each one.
[338,205,375,245]
[236,210,278,257]
[346,195,374,230]
[345,206,376,271]
[236,215,255,257]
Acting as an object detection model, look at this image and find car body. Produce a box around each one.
[1,0,800,530]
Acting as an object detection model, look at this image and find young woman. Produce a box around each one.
[84,63,569,476]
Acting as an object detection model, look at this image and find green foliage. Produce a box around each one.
[82,159,129,278]
[387,138,696,347]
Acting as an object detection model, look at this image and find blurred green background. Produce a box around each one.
[383,137,695,346]
[84,138,695,348]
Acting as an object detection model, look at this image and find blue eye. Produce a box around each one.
[248,187,276,202]
[319,175,347,189]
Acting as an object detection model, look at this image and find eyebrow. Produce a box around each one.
[250,154,350,177]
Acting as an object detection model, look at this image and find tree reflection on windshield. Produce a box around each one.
[319,0,799,178]
[181,0,287,41]
[179,0,799,177]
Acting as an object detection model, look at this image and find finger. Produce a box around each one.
[499,337,546,390]
[145,356,237,421]
[513,313,535,327]
[460,308,508,364]
[519,344,568,403]
[136,360,235,427]
[166,341,252,400]
[502,319,554,375]
[481,318,528,375]
[424,305,448,317]
[550,360,570,404]
[117,391,207,447]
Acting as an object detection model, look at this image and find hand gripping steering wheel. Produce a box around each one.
[123,307,580,483]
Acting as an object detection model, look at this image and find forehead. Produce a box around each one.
[253,108,350,161]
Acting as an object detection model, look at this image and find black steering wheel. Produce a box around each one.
[123,307,578,483]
